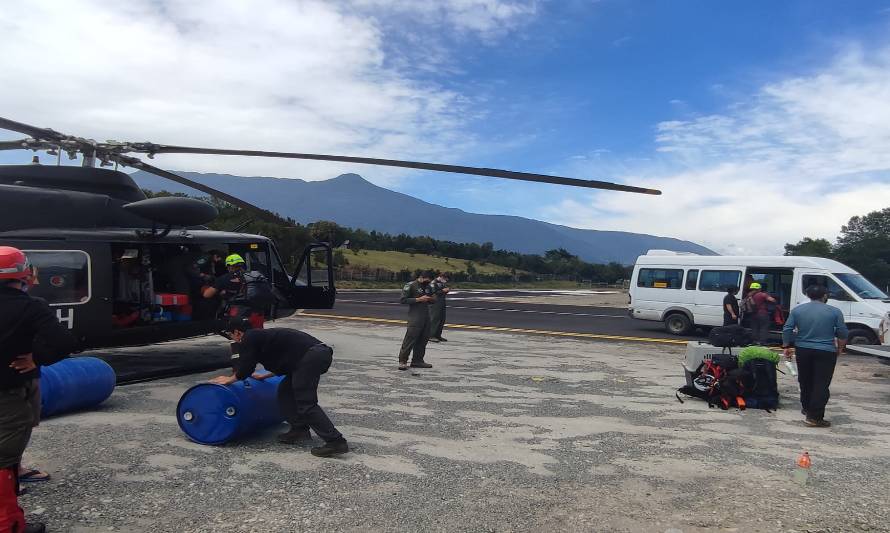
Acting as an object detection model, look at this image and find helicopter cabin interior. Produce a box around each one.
[23,237,334,337]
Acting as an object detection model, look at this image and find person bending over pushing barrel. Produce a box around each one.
[209,319,349,457]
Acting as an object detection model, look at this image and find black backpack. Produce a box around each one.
[240,271,275,309]
[677,358,733,406]
[741,358,779,410]
[708,325,752,348]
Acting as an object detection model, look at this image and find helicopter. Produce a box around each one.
[0,116,661,351]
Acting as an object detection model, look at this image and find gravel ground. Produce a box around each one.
[22,316,890,532]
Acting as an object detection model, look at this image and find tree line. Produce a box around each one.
[144,190,631,283]
[308,220,630,282]
[784,207,890,292]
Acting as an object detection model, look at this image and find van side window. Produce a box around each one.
[699,270,741,292]
[802,275,853,301]
[637,268,683,289]
[685,269,699,290]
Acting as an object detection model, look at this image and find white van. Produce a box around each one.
[628,251,890,345]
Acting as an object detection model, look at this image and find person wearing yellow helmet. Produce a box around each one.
[224,253,245,267]
[744,281,776,345]
[202,253,246,300]
[202,252,265,329]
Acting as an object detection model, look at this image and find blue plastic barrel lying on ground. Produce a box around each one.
[40,357,117,418]
[176,376,285,445]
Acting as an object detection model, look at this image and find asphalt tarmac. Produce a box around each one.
[307,289,685,342]
[91,289,687,385]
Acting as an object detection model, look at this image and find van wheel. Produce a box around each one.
[847,328,878,345]
[664,313,693,336]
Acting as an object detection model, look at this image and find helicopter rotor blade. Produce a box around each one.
[0,115,662,194]
[0,117,65,142]
[0,139,32,151]
[135,144,662,195]
[119,157,274,220]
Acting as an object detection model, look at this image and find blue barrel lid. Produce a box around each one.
[176,383,243,445]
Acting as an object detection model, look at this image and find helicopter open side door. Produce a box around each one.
[285,242,336,310]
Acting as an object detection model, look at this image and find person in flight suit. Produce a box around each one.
[397,270,436,371]
[0,247,76,533]
[427,272,450,343]
[209,318,348,457]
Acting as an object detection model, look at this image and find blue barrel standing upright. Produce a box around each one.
[176,376,286,445]
[40,357,117,418]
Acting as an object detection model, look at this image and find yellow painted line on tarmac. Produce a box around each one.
[298,312,687,345]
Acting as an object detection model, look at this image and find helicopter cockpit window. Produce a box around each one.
[269,246,289,286]
[245,251,270,277]
[295,248,331,288]
[24,250,91,305]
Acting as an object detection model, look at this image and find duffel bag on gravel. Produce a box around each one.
[708,325,752,348]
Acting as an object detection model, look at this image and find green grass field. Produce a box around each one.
[342,249,515,275]
[336,280,586,289]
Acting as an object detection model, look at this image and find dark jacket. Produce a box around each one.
[429,279,448,311]
[0,286,76,389]
[233,328,325,380]
[400,280,432,327]
[214,271,247,302]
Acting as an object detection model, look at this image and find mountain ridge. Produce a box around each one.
[131,170,715,263]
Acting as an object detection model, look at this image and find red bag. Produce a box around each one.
[0,467,25,533]
[773,307,785,326]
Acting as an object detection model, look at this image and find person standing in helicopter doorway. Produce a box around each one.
[428,272,450,343]
[397,271,436,370]
[202,253,266,329]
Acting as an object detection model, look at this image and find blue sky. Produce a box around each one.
[3,0,890,254]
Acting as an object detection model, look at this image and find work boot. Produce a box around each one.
[804,418,831,428]
[311,438,349,457]
[410,361,433,369]
[278,428,312,444]
[25,522,46,533]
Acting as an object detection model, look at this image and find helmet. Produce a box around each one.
[0,246,32,280]
[226,317,253,333]
[749,282,762,290]
[225,253,245,267]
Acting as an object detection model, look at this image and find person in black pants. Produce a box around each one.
[0,247,76,533]
[782,284,848,427]
[723,285,740,326]
[210,318,348,457]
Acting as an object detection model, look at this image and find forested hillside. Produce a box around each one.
[147,190,632,284]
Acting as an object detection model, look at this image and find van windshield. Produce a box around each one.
[834,273,888,300]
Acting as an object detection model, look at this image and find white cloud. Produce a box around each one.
[611,35,631,48]
[349,0,538,39]
[543,46,890,255]
[0,0,536,184]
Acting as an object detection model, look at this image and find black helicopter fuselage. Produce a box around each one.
[0,165,334,350]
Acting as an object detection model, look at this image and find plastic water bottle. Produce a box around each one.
[794,451,811,485]
[785,360,798,376]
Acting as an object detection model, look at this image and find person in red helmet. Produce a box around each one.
[0,247,76,533]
